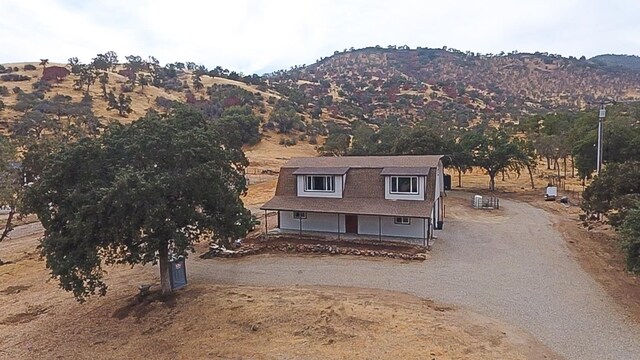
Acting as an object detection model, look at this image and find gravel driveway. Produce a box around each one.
[190,192,640,359]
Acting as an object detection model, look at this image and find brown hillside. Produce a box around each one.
[267,47,640,127]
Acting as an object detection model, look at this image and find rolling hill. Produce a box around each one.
[2,47,640,139]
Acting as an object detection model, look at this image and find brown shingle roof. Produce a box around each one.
[261,196,434,218]
[379,167,431,176]
[264,155,443,217]
[292,167,349,175]
[283,155,443,168]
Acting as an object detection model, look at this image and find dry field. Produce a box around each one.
[0,224,555,360]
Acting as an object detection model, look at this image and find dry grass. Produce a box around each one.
[0,228,556,360]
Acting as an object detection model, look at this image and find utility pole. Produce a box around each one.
[596,104,606,175]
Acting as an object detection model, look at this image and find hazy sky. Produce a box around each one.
[2,0,639,75]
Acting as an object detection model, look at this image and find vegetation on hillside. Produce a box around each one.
[267,47,640,128]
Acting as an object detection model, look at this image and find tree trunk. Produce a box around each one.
[571,156,575,178]
[0,206,15,244]
[526,164,535,189]
[489,173,496,191]
[457,168,462,188]
[546,157,551,170]
[563,157,567,179]
[556,159,560,178]
[158,242,172,295]
[501,170,505,181]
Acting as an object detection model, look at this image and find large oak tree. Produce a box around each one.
[22,107,251,300]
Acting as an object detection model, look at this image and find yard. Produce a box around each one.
[1,190,640,359]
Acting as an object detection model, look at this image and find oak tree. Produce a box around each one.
[22,107,251,300]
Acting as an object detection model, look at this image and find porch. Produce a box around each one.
[261,210,434,247]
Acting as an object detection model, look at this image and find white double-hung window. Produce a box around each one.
[305,175,334,192]
[390,176,418,194]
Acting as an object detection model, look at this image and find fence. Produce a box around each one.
[472,195,500,210]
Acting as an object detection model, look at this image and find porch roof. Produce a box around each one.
[261,196,433,218]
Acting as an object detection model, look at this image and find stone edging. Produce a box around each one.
[201,242,428,261]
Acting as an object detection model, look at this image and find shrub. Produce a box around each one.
[0,86,9,96]
[120,83,134,93]
[1,74,31,81]
[32,80,52,92]
[0,100,5,111]
[279,137,297,147]
[162,78,183,92]
[12,87,22,94]
[155,96,178,110]
[308,135,318,144]
[621,205,640,273]
[23,64,37,71]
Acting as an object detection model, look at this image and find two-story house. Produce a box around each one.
[261,155,445,243]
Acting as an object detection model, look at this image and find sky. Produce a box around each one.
[1,0,640,75]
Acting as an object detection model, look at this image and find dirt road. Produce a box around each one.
[191,191,640,360]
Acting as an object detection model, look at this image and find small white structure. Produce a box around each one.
[545,186,558,201]
[473,195,483,208]
[261,155,446,242]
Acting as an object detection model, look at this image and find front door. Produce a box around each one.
[345,215,358,234]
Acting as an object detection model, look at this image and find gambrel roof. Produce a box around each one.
[261,155,443,218]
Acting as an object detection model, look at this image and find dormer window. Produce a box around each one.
[305,175,335,192]
[390,176,418,194]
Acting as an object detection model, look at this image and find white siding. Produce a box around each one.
[358,215,428,239]
[296,175,343,198]
[280,211,345,233]
[384,176,425,200]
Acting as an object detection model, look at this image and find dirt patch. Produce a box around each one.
[0,217,558,359]
[2,284,556,360]
[445,194,507,223]
[0,285,32,295]
[0,305,48,325]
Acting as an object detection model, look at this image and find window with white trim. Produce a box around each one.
[394,217,411,225]
[293,211,307,219]
[390,176,418,194]
[305,175,335,192]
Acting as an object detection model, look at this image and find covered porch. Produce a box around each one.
[260,209,433,247]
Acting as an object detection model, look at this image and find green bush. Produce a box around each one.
[621,205,640,273]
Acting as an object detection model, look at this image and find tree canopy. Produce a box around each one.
[22,107,252,300]
[0,135,20,261]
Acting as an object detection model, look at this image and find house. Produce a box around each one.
[260,155,445,243]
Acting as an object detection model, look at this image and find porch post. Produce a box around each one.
[264,210,268,240]
[378,215,381,241]
[337,213,340,240]
[422,218,426,247]
[299,216,302,237]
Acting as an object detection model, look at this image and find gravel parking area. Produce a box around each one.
[192,192,640,359]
